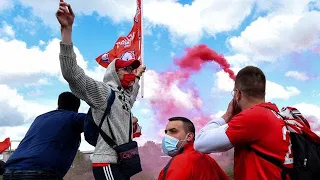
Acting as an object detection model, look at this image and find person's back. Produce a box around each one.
[227,103,291,179]
[4,92,86,180]
[195,66,292,180]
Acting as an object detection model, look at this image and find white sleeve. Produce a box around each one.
[194,118,233,153]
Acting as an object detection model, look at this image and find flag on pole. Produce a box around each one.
[96,0,142,68]
[0,138,11,154]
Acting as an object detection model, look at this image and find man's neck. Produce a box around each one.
[242,98,265,110]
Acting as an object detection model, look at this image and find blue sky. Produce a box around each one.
[0,0,320,151]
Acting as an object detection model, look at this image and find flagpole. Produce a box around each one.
[140,0,144,98]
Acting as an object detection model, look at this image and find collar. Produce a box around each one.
[257,102,279,112]
[179,142,194,154]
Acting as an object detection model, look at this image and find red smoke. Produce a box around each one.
[174,44,236,80]
[313,46,320,54]
[149,70,203,125]
[148,44,235,130]
[306,116,320,135]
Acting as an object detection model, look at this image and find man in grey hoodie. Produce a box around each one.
[56,1,146,180]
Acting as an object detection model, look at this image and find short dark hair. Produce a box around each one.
[235,66,266,99]
[57,92,80,112]
[168,117,195,135]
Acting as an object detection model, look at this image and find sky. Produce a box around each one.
[0,0,320,151]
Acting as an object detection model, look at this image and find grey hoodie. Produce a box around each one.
[59,42,139,164]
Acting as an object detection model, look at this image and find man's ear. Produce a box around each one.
[187,132,195,142]
[236,90,242,102]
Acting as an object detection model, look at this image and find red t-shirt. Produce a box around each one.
[226,102,293,180]
[158,142,229,180]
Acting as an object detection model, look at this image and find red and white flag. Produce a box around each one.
[0,137,10,154]
[96,0,142,68]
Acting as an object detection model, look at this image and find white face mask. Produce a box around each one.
[161,134,189,157]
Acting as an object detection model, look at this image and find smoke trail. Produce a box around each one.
[149,70,203,125]
[147,44,235,129]
[174,44,236,80]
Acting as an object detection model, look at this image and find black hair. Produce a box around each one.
[57,92,80,112]
[168,116,195,136]
[235,66,266,99]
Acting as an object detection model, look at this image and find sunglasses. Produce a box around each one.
[119,66,134,73]
[231,89,241,97]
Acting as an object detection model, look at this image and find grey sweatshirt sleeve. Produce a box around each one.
[194,118,233,153]
[129,80,140,107]
[59,42,109,108]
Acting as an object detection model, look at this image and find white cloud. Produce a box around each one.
[24,78,51,87]
[212,70,301,100]
[0,0,14,12]
[79,134,95,151]
[17,0,137,32]
[27,89,44,97]
[14,16,37,35]
[0,38,61,77]
[315,1,320,9]
[224,54,258,68]
[228,1,320,62]
[145,0,255,44]
[214,70,236,92]
[138,70,161,99]
[140,70,202,110]
[255,0,314,14]
[0,37,103,86]
[0,21,15,38]
[293,103,320,134]
[39,40,46,46]
[0,85,93,150]
[294,103,320,119]
[211,110,226,119]
[0,85,54,126]
[285,71,310,81]
[16,0,255,44]
[0,126,29,149]
[266,81,300,100]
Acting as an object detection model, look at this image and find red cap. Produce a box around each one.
[115,59,141,71]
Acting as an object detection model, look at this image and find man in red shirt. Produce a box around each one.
[158,117,229,180]
[194,66,293,180]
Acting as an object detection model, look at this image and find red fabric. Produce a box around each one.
[133,123,142,138]
[0,138,11,154]
[281,106,320,144]
[226,102,293,180]
[158,142,229,180]
[115,59,140,71]
[92,163,110,167]
[96,0,142,68]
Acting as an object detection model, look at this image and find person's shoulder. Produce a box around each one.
[238,103,270,118]
[170,152,191,167]
[33,110,56,120]
[179,148,205,162]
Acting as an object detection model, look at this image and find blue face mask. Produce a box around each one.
[162,134,188,157]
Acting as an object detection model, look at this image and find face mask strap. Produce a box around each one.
[177,133,190,149]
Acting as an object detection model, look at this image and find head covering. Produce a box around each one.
[115,59,141,71]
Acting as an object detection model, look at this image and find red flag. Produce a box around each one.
[0,138,10,154]
[96,0,142,68]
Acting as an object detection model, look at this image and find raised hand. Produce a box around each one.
[222,99,241,123]
[56,0,74,29]
[136,65,146,77]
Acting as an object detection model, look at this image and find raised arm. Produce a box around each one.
[194,100,236,153]
[56,1,109,108]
